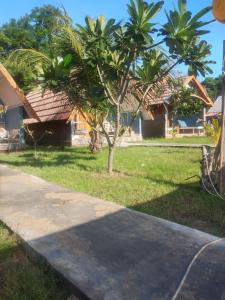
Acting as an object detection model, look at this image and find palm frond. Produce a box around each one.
[7,49,51,69]
[61,26,84,58]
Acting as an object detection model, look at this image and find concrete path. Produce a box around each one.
[0,164,225,300]
[121,142,214,149]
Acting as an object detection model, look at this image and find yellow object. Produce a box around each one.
[213,0,225,23]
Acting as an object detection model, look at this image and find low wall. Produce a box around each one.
[0,142,25,152]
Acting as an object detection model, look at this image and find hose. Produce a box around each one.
[201,149,225,201]
[172,238,225,300]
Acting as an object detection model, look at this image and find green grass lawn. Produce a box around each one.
[0,223,69,300]
[141,136,213,144]
[0,146,225,237]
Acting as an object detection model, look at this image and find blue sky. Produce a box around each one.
[0,0,224,78]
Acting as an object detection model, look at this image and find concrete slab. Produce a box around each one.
[120,142,214,149]
[0,164,225,300]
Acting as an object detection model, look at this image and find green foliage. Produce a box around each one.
[170,79,204,116]
[0,17,36,57]
[187,40,214,77]
[4,61,38,93]
[160,0,215,77]
[204,118,221,145]
[0,5,66,92]
[171,127,178,139]
[136,49,168,83]
[0,5,66,58]
[28,5,69,55]
[202,76,222,100]
[126,0,164,47]
[174,96,203,117]
[7,49,52,92]
[7,0,215,96]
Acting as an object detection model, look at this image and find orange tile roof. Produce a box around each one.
[182,76,213,107]
[26,89,73,123]
[135,77,172,108]
[132,75,213,109]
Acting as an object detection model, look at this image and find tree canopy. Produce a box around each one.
[0,5,66,92]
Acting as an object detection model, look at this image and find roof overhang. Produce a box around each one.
[0,64,40,120]
[183,76,214,107]
[0,64,25,108]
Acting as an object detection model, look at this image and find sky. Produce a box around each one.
[0,0,224,79]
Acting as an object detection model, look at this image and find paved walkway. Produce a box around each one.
[0,164,225,300]
[121,142,214,149]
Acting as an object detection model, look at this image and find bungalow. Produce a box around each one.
[24,89,91,146]
[137,76,213,138]
[206,95,222,119]
[0,64,36,150]
[24,89,146,146]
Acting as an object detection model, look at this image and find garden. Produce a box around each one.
[0,0,224,298]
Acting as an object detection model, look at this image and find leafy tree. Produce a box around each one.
[202,76,222,100]
[0,5,66,92]
[0,17,35,57]
[10,0,214,174]
[172,89,203,118]
[28,5,69,56]
[72,0,214,173]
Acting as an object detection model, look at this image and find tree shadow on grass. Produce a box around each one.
[0,223,70,300]
[21,207,225,300]
[0,149,97,169]
[128,178,225,237]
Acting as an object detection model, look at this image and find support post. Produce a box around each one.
[139,115,142,138]
[164,104,169,138]
[203,108,206,136]
[219,40,225,194]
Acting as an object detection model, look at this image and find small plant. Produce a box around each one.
[0,104,7,116]
[24,124,52,159]
[171,127,178,139]
[204,118,221,145]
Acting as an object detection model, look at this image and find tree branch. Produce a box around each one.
[144,39,165,51]
[119,51,135,104]
[97,64,117,105]
[100,122,112,147]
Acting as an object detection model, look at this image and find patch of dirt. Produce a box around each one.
[90,170,131,178]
